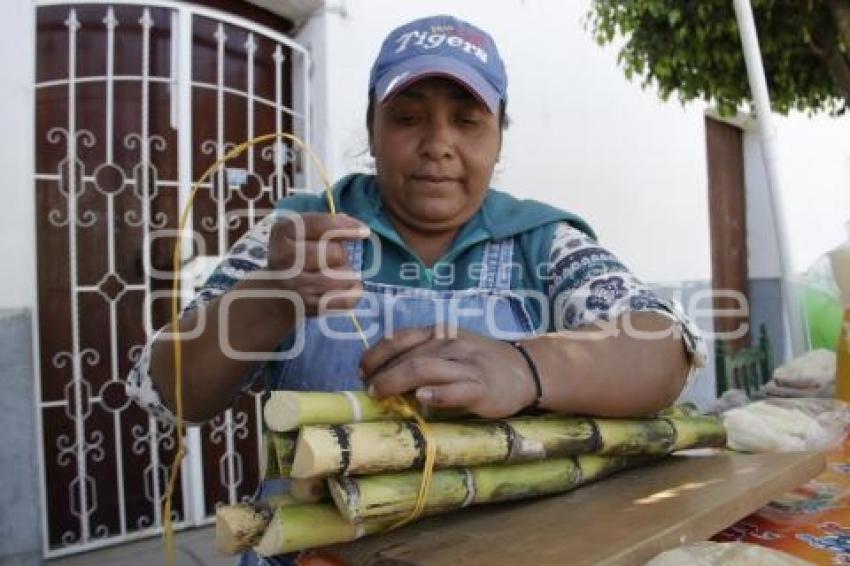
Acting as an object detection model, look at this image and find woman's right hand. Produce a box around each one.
[265,212,371,317]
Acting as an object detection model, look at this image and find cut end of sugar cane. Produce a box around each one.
[216,497,300,554]
[290,477,330,502]
[253,503,391,556]
[264,390,398,432]
[263,391,304,432]
[215,502,273,555]
[253,512,286,557]
[291,426,341,478]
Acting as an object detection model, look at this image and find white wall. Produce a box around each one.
[746,113,850,278]
[0,0,36,310]
[294,10,329,190]
[744,128,780,279]
[316,0,713,284]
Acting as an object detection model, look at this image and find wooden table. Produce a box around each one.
[327,451,826,566]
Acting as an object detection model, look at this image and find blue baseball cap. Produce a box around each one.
[369,15,507,113]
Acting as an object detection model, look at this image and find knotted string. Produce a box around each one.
[164,133,434,564]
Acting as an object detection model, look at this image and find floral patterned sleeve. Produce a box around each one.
[124,214,275,424]
[546,222,707,371]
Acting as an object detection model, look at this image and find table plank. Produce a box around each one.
[327,451,825,566]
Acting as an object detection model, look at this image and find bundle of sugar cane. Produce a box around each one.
[218,455,646,555]
[217,392,726,557]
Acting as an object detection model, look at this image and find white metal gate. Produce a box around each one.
[33,0,310,557]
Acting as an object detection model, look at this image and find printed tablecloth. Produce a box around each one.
[714,442,850,564]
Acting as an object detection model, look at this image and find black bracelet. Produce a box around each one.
[506,340,543,409]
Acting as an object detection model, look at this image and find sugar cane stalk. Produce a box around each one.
[264,391,395,432]
[327,455,642,523]
[264,390,699,432]
[291,416,725,478]
[263,390,462,432]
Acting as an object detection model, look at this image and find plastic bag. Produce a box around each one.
[645,541,811,565]
[799,254,842,351]
[762,349,837,398]
[707,389,751,414]
[723,398,850,453]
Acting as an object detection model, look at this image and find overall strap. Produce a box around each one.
[478,238,515,291]
[343,238,364,273]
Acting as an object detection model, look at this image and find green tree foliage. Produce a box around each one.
[587,0,850,115]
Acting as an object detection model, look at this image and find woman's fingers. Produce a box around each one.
[368,356,476,399]
[266,213,369,316]
[270,237,362,272]
[415,380,484,409]
[281,240,352,272]
[359,326,440,377]
[292,269,360,293]
[269,213,369,272]
[361,325,474,381]
[273,212,370,242]
[292,271,362,314]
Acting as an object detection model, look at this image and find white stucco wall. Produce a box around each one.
[746,113,850,279]
[294,10,329,190]
[0,0,36,311]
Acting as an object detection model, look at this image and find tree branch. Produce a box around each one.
[827,0,850,48]
[807,4,850,108]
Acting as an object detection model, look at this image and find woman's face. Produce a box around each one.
[370,77,502,236]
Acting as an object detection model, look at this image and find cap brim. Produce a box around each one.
[374,54,501,113]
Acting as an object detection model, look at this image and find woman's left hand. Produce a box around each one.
[359,326,538,418]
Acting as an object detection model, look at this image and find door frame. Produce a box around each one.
[705,114,751,354]
[32,0,310,557]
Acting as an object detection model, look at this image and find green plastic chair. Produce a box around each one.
[715,325,773,397]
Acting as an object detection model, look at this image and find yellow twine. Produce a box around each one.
[163,132,435,563]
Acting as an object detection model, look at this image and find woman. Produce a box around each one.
[127,14,705,564]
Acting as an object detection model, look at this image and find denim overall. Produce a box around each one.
[239,236,535,565]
